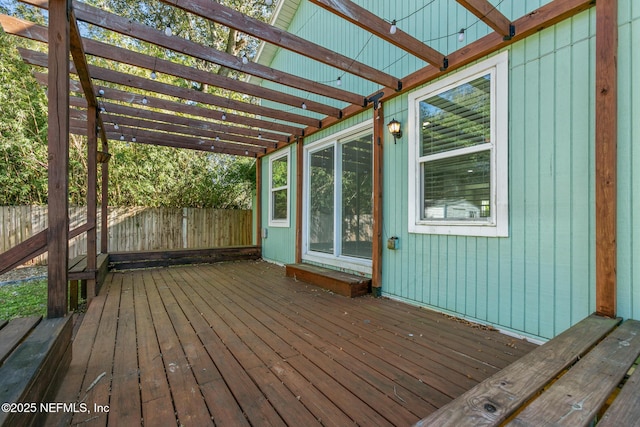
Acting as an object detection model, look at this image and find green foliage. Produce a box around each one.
[0,280,47,320]
[0,1,267,209]
[0,29,49,205]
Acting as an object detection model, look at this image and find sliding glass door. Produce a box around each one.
[306,126,373,271]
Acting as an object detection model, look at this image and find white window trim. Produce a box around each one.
[268,147,290,227]
[302,121,373,274]
[408,51,509,237]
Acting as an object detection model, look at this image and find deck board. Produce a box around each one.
[46,260,537,426]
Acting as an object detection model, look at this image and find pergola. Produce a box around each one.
[0,0,617,319]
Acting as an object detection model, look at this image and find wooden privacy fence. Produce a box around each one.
[0,206,253,264]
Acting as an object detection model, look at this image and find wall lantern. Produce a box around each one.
[387,118,402,143]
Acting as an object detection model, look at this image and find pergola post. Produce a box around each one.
[86,105,97,299]
[371,103,384,296]
[256,157,262,245]
[295,138,304,263]
[595,0,618,317]
[47,0,70,318]
[100,140,109,253]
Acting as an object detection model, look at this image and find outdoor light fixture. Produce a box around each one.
[221,112,227,121]
[164,25,172,37]
[301,102,307,110]
[114,123,119,130]
[336,76,342,86]
[389,20,397,34]
[120,135,125,141]
[150,70,157,79]
[387,118,402,143]
[132,136,137,142]
[142,96,148,105]
[242,53,249,65]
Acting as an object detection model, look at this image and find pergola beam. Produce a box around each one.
[19,48,322,129]
[19,0,366,106]
[309,0,447,69]
[158,0,402,90]
[455,0,514,38]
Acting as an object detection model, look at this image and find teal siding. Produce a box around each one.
[260,1,640,340]
[260,146,297,265]
[618,1,640,320]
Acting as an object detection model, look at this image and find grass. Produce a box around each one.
[0,279,48,320]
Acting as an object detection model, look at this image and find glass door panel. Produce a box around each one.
[309,146,335,254]
[341,134,373,259]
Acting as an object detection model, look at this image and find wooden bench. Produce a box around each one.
[415,314,640,426]
[68,253,109,309]
[0,315,72,427]
[285,263,371,297]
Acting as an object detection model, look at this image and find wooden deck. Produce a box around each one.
[46,260,537,426]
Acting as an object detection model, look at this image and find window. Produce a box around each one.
[269,148,290,227]
[408,51,508,237]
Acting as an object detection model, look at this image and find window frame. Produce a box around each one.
[302,121,373,274]
[408,51,509,237]
[268,147,290,227]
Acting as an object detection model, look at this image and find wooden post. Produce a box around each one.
[47,0,70,318]
[595,0,618,317]
[256,157,262,245]
[371,103,384,296]
[295,137,304,263]
[86,106,97,300]
[100,140,109,254]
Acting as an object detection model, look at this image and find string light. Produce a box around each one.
[245,150,249,155]
[150,70,157,79]
[389,20,397,35]
[336,76,342,86]
[164,25,172,37]
[242,53,249,65]
[221,112,227,120]
[211,145,215,150]
[114,123,119,130]
[458,28,465,42]
[100,106,106,113]
[265,0,272,5]
[132,136,137,142]
[120,135,125,141]
[216,136,220,141]
[301,102,307,110]
[258,133,262,139]
[98,89,105,96]
[142,96,148,105]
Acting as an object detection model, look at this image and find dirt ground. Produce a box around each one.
[0,265,48,284]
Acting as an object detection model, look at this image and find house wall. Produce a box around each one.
[259,0,640,340]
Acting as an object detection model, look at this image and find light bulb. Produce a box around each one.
[458,28,465,42]
[245,150,249,155]
[142,96,148,105]
[258,133,262,139]
[164,25,172,37]
[98,89,105,96]
[221,112,226,121]
[242,54,248,65]
[150,71,157,79]
[390,20,397,35]
[211,145,215,150]
[336,76,342,86]
[120,135,124,141]
[114,123,119,130]
[216,136,220,141]
[302,102,307,110]
[100,107,106,113]
[132,136,137,142]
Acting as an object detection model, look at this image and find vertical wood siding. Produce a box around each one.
[0,206,253,265]
[260,1,639,339]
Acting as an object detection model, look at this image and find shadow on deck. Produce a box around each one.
[46,260,536,426]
